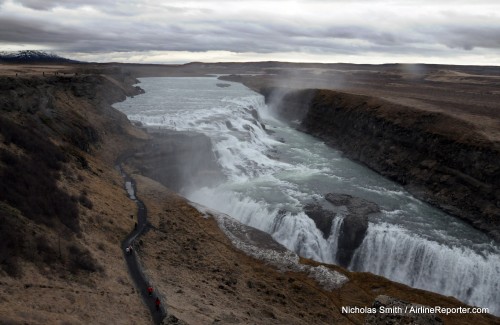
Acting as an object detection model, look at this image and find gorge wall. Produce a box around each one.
[262,87,500,242]
[0,68,153,324]
[126,130,225,193]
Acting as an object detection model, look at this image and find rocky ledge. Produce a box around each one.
[304,193,380,267]
[266,87,500,242]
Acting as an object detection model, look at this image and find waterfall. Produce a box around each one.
[114,76,500,316]
[350,222,500,314]
[328,215,345,264]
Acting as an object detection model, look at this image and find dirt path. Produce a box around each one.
[117,161,166,325]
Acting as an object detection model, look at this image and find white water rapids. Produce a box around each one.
[114,77,500,315]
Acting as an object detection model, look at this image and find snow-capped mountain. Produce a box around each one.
[0,50,79,63]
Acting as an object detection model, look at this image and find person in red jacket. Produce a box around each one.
[155,297,161,312]
[147,286,153,296]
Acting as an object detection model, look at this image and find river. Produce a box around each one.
[114,76,500,315]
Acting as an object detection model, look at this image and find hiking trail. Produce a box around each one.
[117,157,166,325]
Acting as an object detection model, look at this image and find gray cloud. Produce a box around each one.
[11,0,209,17]
[442,26,500,50]
[13,0,106,10]
[0,17,95,44]
[1,0,500,64]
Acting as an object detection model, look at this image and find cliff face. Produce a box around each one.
[0,71,152,324]
[127,130,225,193]
[266,88,500,241]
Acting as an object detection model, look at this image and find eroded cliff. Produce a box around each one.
[265,87,500,241]
[0,69,151,324]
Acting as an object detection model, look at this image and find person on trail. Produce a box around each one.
[155,297,161,312]
[128,244,133,254]
[147,286,153,296]
[125,247,130,255]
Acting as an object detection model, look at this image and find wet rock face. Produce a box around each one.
[303,203,336,239]
[264,88,500,242]
[303,193,379,267]
[325,193,380,267]
[325,193,380,216]
[129,130,225,192]
[325,193,379,267]
[263,87,317,122]
[365,295,443,325]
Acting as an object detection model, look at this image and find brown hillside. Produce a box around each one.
[126,172,499,325]
[0,68,150,324]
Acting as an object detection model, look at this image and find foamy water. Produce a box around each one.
[115,77,500,315]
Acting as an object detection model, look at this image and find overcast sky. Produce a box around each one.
[1,0,500,65]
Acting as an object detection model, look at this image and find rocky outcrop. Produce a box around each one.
[325,193,378,266]
[365,295,443,325]
[128,130,225,192]
[260,87,315,122]
[303,194,379,267]
[268,88,500,242]
[303,203,336,239]
[325,193,379,216]
[161,315,189,325]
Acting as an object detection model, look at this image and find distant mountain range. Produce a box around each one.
[0,50,79,63]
